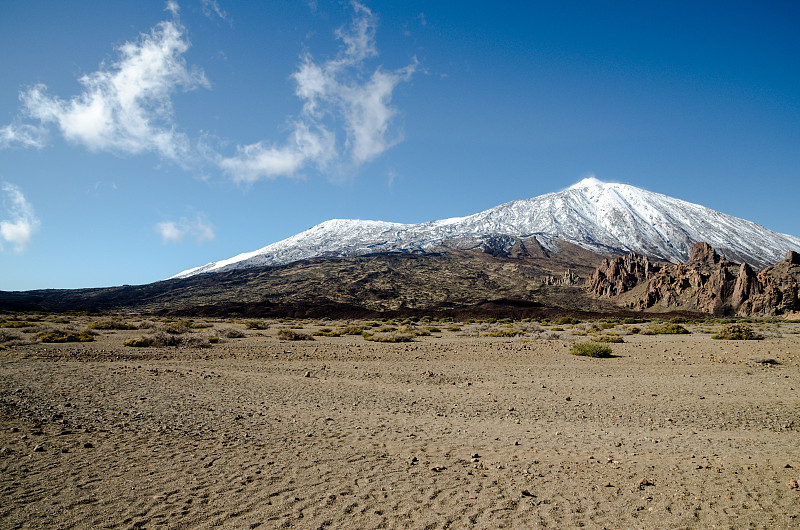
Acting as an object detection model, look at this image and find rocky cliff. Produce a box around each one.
[588,242,800,316]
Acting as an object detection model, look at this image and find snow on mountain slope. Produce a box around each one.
[172,177,800,278]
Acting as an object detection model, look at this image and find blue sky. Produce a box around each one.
[1,0,798,290]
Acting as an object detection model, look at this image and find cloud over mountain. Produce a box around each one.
[219,1,417,182]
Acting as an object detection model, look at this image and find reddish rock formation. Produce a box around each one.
[588,254,662,298]
[588,243,800,316]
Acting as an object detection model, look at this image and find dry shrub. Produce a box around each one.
[277,329,314,341]
[713,323,764,340]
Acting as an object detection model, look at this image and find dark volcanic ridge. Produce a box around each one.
[5,240,798,319]
[2,245,623,318]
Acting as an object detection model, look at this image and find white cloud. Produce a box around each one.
[156,221,184,244]
[219,1,416,182]
[165,1,180,16]
[0,183,40,252]
[3,1,414,185]
[156,214,215,244]
[218,122,335,183]
[0,123,47,149]
[201,0,228,21]
[16,14,208,162]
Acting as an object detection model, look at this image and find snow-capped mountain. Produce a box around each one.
[172,177,800,278]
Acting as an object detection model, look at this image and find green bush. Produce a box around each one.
[650,324,690,335]
[570,342,613,358]
[712,324,764,340]
[38,330,96,343]
[446,326,462,332]
[123,337,151,347]
[593,334,624,343]
[622,318,647,325]
[244,320,268,330]
[0,321,36,328]
[557,317,581,325]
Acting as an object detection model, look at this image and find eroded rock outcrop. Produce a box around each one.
[589,243,800,316]
[588,254,663,297]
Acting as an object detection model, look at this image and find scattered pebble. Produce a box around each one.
[638,478,654,489]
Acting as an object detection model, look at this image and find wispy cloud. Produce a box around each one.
[165,1,180,17]
[0,123,47,149]
[0,183,40,252]
[3,1,414,184]
[219,1,417,183]
[201,0,228,22]
[156,214,215,244]
[11,10,208,162]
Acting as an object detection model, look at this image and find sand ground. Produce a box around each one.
[1,317,799,528]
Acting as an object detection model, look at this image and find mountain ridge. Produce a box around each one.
[173,178,800,279]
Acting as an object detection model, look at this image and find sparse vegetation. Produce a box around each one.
[556,317,581,325]
[38,330,96,343]
[0,321,36,328]
[483,329,527,337]
[312,326,366,337]
[87,320,138,330]
[361,332,415,343]
[277,328,314,341]
[122,337,151,347]
[244,321,269,330]
[220,328,246,339]
[647,324,690,335]
[123,332,182,347]
[712,323,764,340]
[592,334,624,343]
[570,342,613,358]
[0,330,22,343]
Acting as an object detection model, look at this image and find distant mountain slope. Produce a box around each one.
[174,178,800,278]
[0,251,618,318]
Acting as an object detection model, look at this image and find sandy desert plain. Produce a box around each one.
[1,313,799,529]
